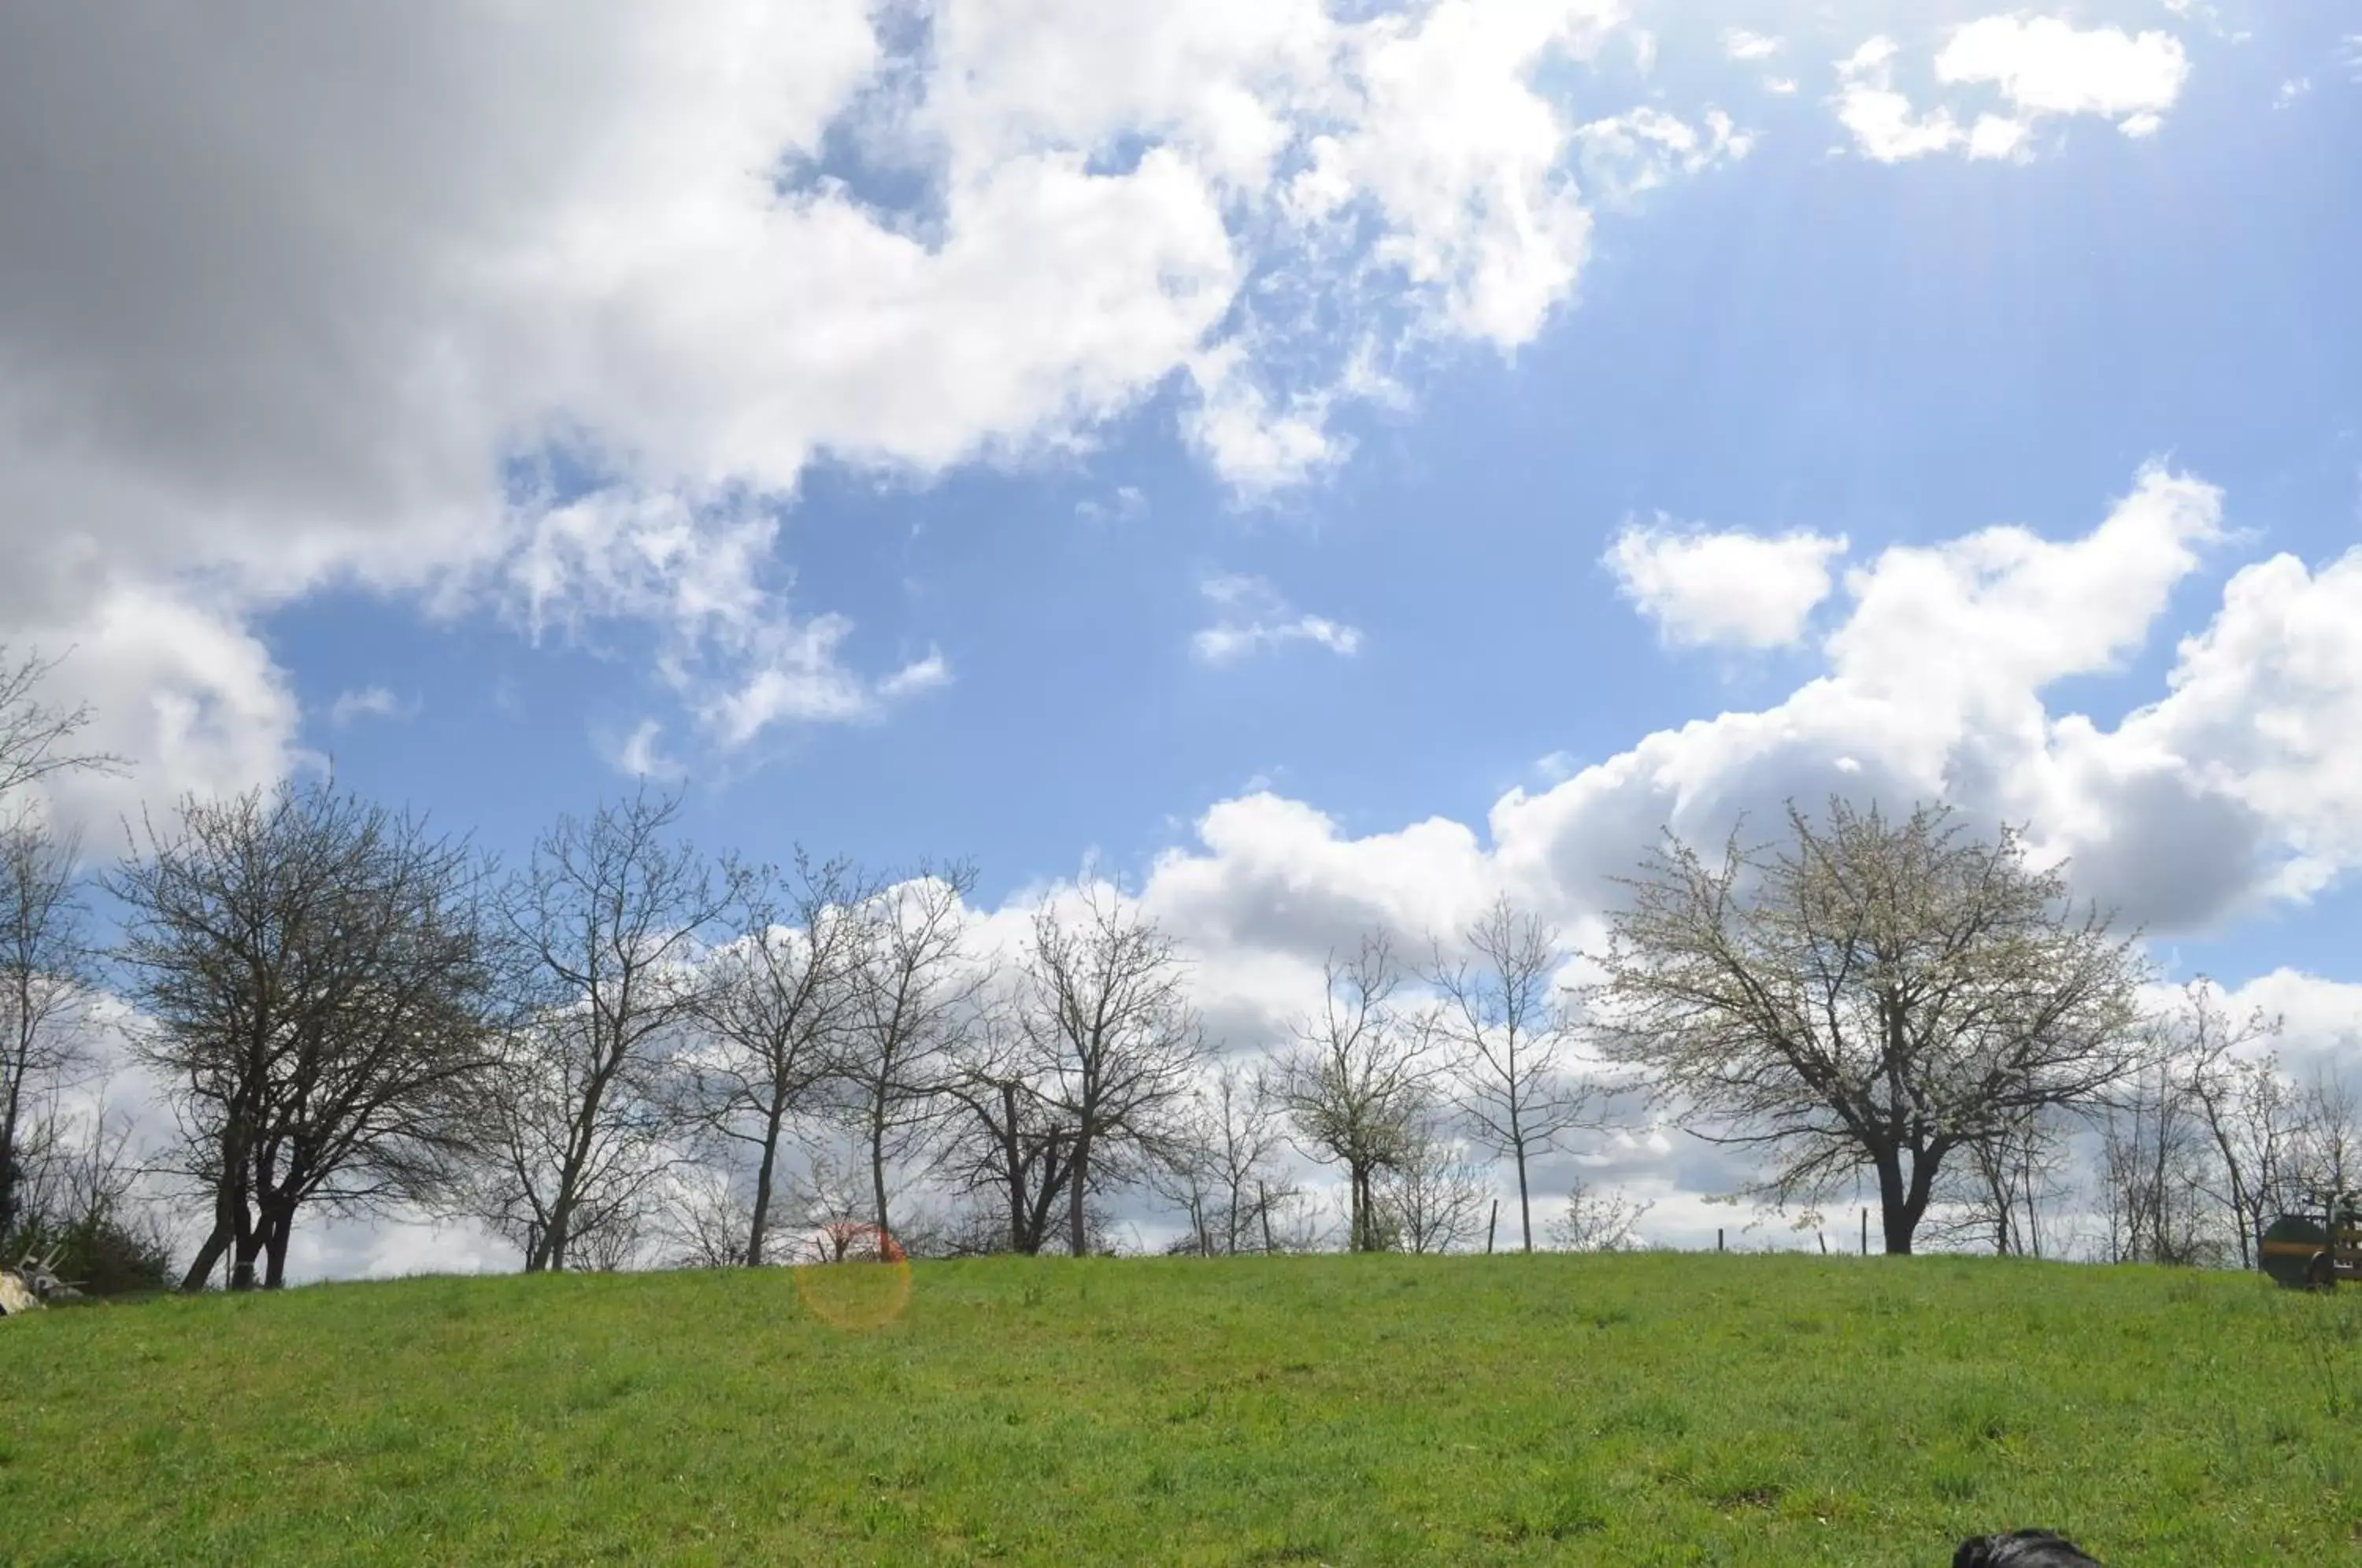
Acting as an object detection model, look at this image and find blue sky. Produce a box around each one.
[5,0,2361,1269]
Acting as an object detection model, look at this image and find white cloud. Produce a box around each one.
[2275,78,2312,109]
[1575,106,1753,203]
[1834,17,2191,163]
[1834,36,1974,162]
[1145,468,2362,1014]
[3,0,1740,800]
[1723,29,1782,62]
[606,718,685,782]
[1604,520,1847,649]
[327,686,417,727]
[1192,575,1364,666]
[1936,15,2190,135]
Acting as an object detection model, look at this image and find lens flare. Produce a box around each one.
[791,1222,912,1330]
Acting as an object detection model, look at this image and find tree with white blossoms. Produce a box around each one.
[1583,799,2149,1256]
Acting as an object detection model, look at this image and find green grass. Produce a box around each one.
[6,1253,2362,1565]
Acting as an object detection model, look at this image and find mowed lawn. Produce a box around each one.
[4,1252,2360,1565]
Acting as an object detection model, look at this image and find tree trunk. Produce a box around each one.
[230,1233,263,1291]
[869,1099,891,1249]
[1514,1144,1533,1253]
[180,1221,232,1292]
[542,1196,573,1272]
[0,1071,22,1237]
[262,1207,293,1289]
[747,1101,785,1268]
[1067,1134,1091,1257]
[1874,1146,1923,1256]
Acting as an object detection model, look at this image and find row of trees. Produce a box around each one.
[114,786,1624,1284]
[0,651,1615,1286]
[6,642,2356,1287]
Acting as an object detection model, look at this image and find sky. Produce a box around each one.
[4,0,2361,1277]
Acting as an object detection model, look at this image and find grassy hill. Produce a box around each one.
[4,1252,2359,1565]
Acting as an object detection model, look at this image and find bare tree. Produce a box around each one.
[1275,937,1436,1253]
[1150,1061,1301,1256]
[2164,980,2283,1268]
[0,645,120,1241]
[1935,1104,2077,1258]
[1019,887,1209,1257]
[835,864,981,1247]
[477,790,733,1272]
[2,1082,172,1295]
[0,646,124,804]
[2094,1055,2226,1267]
[1548,1178,1655,1253]
[937,1004,1078,1255]
[685,853,874,1266]
[0,815,96,1237]
[1373,1112,1493,1254]
[1583,801,2149,1256]
[2292,1067,2362,1204]
[110,781,505,1289]
[1427,897,1594,1253]
[660,1164,758,1269]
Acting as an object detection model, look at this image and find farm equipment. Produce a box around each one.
[0,1245,79,1315]
[2260,1191,2362,1289]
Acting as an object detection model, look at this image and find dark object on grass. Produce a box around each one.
[1954,1529,2103,1566]
[2260,1189,2362,1289]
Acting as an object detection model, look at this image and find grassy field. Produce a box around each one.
[4,1252,2360,1565]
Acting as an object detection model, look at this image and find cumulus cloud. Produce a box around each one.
[2,0,1737,815]
[1150,468,2362,996]
[1937,15,2190,138]
[1603,520,1847,649]
[1834,17,2190,162]
[1192,575,1364,666]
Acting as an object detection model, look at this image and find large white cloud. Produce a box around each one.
[1142,468,2359,1009]
[2,0,1754,823]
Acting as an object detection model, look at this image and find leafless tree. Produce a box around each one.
[110,781,505,1289]
[0,645,124,804]
[567,1210,646,1273]
[1018,886,1209,1257]
[1427,897,1595,1253]
[937,1004,1077,1254]
[2292,1067,2362,1204]
[3,1082,172,1293]
[0,815,96,1237]
[2165,980,2283,1268]
[1275,937,1437,1252]
[1373,1112,1493,1254]
[1150,1060,1302,1256]
[684,853,874,1266]
[0,645,120,1241]
[2094,1052,2225,1267]
[658,1164,759,1268]
[476,790,733,1272]
[1583,800,2149,1255]
[1934,1104,2078,1258]
[1548,1178,1655,1253]
[835,864,981,1247]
